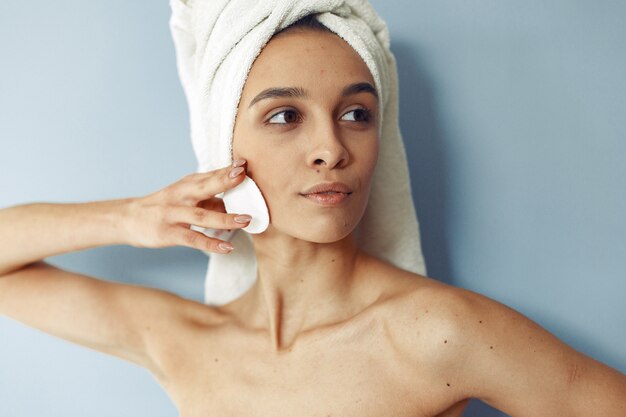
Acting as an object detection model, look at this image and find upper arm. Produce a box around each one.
[0,261,191,379]
[439,288,626,417]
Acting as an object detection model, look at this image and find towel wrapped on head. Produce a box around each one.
[169,0,426,306]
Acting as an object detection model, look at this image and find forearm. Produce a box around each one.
[0,200,132,276]
[0,166,251,276]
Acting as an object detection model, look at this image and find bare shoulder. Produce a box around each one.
[364,255,491,327]
[369,261,496,365]
[368,259,626,416]
[367,256,537,350]
[375,261,569,375]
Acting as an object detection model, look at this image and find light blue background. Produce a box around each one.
[0,1,624,416]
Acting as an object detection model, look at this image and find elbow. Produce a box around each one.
[566,357,626,416]
[0,260,47,278]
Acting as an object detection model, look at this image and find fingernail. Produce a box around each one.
[218,242,234,252]
[234,214,252,224]
[232,159,246,168]
[229,166,244,178]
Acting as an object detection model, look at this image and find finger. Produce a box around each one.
[169,228,235,254]
[197,197,226,213]
[166,206,251,230]
[179,160,248,202]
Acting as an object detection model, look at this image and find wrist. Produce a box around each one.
[111,198,138,246]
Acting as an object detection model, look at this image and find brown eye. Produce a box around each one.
[341,108,371,122]
[268,109,300,124]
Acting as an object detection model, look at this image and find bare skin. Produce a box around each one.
[1,28,625,417]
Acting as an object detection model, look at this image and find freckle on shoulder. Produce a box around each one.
[397,277,491,336]
[364,255,490,325]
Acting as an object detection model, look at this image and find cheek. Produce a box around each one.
[366,142,379,173]
[232,137,292,214]
[354,138,379,184]
[233,125,270,176]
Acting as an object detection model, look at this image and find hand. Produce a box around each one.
[124,159,249,254]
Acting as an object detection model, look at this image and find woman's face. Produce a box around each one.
[233,28,380,243]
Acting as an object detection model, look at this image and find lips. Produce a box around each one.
[301,182,352,195]
[300,182,353,205]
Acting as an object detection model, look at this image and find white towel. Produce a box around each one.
[169,0,427,306]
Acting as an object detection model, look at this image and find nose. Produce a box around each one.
[306,123,349,170]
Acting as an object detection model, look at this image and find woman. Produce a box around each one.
[1,3,625,417]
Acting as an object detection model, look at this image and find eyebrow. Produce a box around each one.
[248,82,378,108]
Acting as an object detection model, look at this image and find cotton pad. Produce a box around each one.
[223,175,270,234]
[191,224,236,242]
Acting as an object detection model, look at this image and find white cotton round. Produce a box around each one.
[222,175,270,234]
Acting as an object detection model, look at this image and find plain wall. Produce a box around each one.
[1,1,624,416]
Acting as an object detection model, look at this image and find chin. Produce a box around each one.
[301,229,353,244]
[257,194,368,243]
[268,215,360,244]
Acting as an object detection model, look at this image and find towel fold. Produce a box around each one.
[169,0,427,306]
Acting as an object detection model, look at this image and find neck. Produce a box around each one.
[235,230,372,351]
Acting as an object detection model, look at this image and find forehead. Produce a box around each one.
[241,30,375,99]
